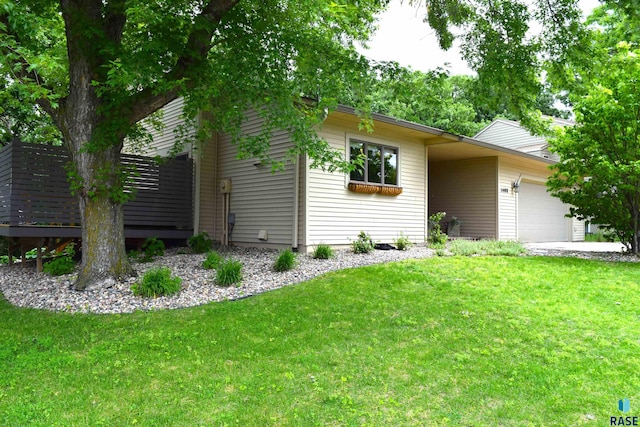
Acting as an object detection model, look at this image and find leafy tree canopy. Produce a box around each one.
[547,38,640,253]
[0,81,62,145]
[349,65,571,137]
[0,0,388,168]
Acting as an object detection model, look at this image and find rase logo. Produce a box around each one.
[611,398,638,426]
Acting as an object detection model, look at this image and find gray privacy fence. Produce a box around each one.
[0,142,193,237]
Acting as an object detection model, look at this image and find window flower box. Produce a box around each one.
[348,182,403,196]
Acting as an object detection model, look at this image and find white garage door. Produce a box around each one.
[518,181,569,242]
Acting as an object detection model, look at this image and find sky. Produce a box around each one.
[361,0,602,75]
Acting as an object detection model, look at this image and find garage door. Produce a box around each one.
[518,181,569,242]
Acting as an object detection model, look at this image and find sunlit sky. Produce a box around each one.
[360,0,602,75]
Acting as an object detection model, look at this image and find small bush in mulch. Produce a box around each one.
[132,267,181,298]
[312,244,334,260]
[273,249,297,272]
[215,258,242,287]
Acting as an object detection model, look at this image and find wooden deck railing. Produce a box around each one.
[0,142,193,237]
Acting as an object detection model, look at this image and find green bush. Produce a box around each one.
[312,244,334,260]
[352,231,375,254]
[427,212,448,247]
[140,237,165,262]
[43,256,75,276]
[188,232,212,254]
[394,232,413,251]
[202,250,222,270]
[132,267,182,298]
[43,243,76,276]
[128,249,140,262]
[274,249,297,272]
[216,258,242,287]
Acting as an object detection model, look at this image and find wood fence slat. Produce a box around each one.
[0,142,194,232]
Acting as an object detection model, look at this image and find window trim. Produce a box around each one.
[348,138,400,187]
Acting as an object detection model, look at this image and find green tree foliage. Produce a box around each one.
[350,66,570,137]
[421,0,586,126]
[0,83,62,145]
[547,43,640,254]
[365,67,486,136]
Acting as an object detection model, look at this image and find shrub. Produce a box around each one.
[312,244,334,260]
[352,231,375,254]
[140,237,165,262]
[274,249,297,272]
[128,249,140,262]
[43,243,76,276]
[43,256,75,276]
[428,212,448,247]
[394,232,413,251]
[132,267,181,298]
[202,250,222,270]
[216,258,242,287]
[188,232,212,254]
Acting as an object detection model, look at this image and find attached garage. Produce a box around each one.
[518,181,570,242]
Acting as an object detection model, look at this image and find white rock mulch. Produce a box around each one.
[1,244,637,314]
[0,246,436,314]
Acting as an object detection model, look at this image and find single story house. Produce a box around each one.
[136,99,584,251]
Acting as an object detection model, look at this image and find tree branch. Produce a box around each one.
[103,0,127,45]
[127,0,241,124]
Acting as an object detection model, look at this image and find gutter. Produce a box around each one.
[292,153,300,250]
[334,104,558,166]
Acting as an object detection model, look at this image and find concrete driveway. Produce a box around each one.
[525,241,626,253]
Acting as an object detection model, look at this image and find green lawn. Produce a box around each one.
[1,256,639,426]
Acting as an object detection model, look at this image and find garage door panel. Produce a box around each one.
[518,182,569,242]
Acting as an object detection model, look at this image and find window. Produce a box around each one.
[349,140,398,186]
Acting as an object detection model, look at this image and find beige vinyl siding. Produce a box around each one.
[475,120,546,151]
[129,97,196,157]
[497,157,584,241]
[306,123,426,247]
[215,110,296,246]
[197,133,217,236]
[429,157,498,239]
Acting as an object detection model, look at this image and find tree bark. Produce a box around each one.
[72,145,134,290]
[75,189,134,290]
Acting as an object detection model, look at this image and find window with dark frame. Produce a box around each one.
[349,140,398,186]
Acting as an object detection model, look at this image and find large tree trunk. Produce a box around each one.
[58,1,135,290]
[75,188,134,290]
[72,146,134,291]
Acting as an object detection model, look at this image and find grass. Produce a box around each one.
[448,239,526,256]
[2,256,640,425]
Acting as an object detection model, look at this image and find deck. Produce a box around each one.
[0,142,194,241]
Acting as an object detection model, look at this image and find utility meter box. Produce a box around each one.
[220,178,232,194]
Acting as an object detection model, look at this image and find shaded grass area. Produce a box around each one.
[1,256,639,426]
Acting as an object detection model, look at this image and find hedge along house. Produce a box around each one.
[136,99,583,251]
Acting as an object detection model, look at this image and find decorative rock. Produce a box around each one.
[0,245,636,314]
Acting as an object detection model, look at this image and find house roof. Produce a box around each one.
[333,105,557,166]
